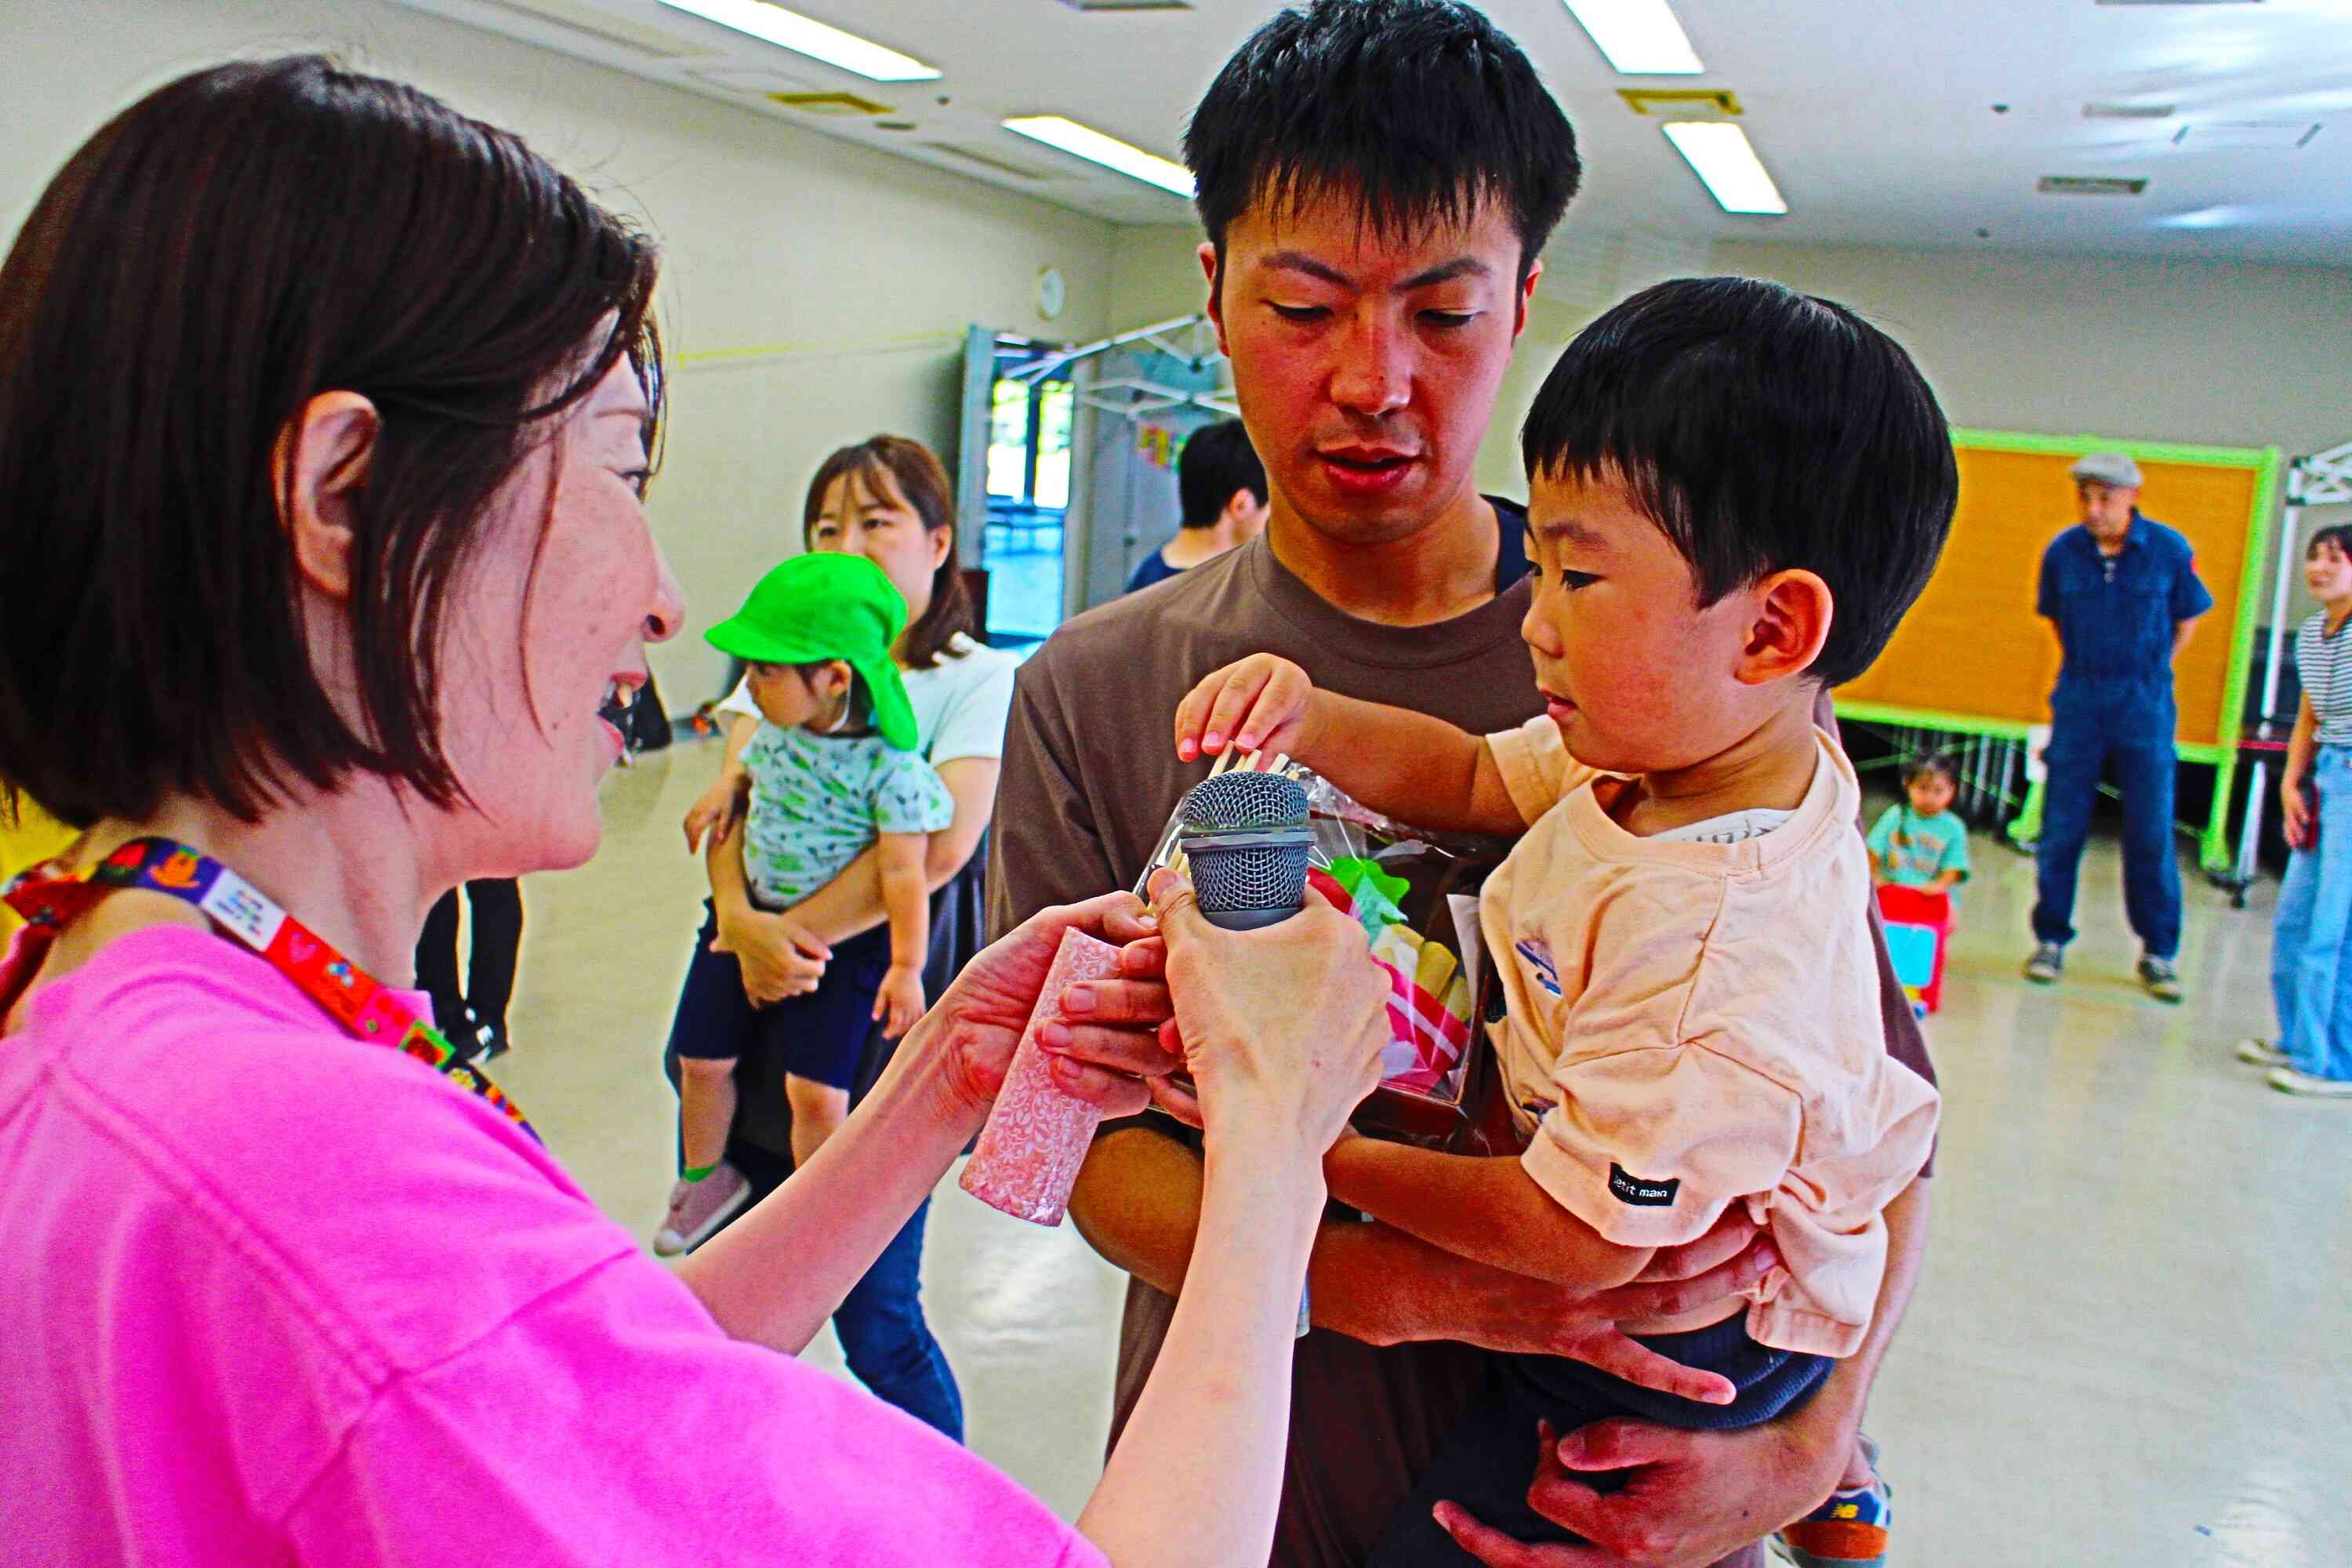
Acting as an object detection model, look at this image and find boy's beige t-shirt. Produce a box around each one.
[1481,717,1940,1358]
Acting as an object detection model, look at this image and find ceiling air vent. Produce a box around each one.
[1054,1,1193,10]
[769,91,893,118]
[2084,102,2174,119]
[433,0,706,58]
[2173,121,2321,148]
[920,143,1056,181]
[2037,175,2149,195]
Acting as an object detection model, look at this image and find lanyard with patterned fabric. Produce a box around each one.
[2,836,537,1142]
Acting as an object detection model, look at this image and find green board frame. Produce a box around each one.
[1836,427,2283,873]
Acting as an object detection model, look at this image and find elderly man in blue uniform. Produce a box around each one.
[2025,452,2214,1000]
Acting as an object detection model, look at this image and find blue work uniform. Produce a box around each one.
[2031,512,2214,957]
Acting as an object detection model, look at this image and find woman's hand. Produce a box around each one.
[2282,774,2314,850]
[683,772,748,855]
[710,909,829,1004]
[924,891,1181,1122]
[1173,653,1323,764]
[1148,867,1386,1157]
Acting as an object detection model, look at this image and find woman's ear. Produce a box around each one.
[1735,568,1834,687]
[927,524,953,574]
[273,392,381,601]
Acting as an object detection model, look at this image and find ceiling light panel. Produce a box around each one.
[1002,116,1194,196]
[2172,120,2321,147]
[1661,122,1786,214]
[2038,175,2150,195]
[1560,0,1704,74]
[654,0,941,82]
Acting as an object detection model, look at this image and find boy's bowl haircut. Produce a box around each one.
[1520,277,1958,688]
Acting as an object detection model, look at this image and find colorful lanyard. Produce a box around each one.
[3,837,536,1142]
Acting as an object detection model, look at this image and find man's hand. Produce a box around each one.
[1369,1209,1777,1406]
[1431,1416,1842,1567]
[1173,653,1323,764]
[711,909,830,1005]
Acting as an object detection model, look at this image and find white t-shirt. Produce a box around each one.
[718,633,1020,767]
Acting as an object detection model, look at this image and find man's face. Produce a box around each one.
[2078,481,2138,543]
[1202,191,1536,547]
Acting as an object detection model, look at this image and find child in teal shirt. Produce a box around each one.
[657,554,952,1260]
[1867,753,1969,895]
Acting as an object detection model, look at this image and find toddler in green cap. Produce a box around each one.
[660,554,953,1253]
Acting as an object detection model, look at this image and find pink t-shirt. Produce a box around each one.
[0,924,1104,1567]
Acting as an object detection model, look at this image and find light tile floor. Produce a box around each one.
[492,738,2350,1566]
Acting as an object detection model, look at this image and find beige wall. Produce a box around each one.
[1107,220,2352,626]
[4,0,1123,703]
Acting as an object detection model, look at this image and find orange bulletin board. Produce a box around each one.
[1837,429,2281,757]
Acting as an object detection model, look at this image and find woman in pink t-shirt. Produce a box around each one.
[0,58,1389,1568]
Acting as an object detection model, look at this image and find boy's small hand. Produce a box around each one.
[1174,653,1319,763]
[875,962,926,1040]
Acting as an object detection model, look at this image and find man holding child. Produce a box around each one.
[989,4,1942,1564]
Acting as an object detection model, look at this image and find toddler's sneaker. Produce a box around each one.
[2234,1037,2291,1068]
[2137,953,2184,1004]
[653,1163,752,1256]
[1774,1472,1892,1567]
[2022,942,2063,984]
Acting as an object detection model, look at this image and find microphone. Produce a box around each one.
[1179,771,1312,931]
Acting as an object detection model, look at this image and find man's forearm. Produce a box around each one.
[1067,1126,1206,1298]
[1070,1126,1418,1341]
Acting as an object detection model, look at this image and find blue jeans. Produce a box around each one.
[2033,681,2182,958]
[2270,746,2352,1083]
[835,1197,965,1439]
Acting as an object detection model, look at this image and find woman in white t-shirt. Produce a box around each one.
[662,436,1018,1435]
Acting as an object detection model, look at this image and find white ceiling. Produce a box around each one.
[397,0,2352,266]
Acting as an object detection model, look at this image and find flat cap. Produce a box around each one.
[2070,451,2143,488]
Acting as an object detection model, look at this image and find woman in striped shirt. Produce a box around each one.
[2247,524,2352,1095]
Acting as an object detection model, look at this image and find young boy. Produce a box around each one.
[1173,277,1956,1566]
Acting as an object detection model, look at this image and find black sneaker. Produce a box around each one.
[2023,942,2063,984]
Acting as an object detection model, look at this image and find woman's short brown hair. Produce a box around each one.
[0,56,662,828]
[801,437,973,671]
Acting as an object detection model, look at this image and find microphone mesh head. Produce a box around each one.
[1189,837,1312,920]
[1180,771,1308,831]
[1179,773,1311,924]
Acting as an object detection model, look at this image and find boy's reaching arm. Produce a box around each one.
[1173,654,1523,834]
[1323,1133,1653,1294]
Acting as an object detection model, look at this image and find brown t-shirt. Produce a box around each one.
[987,510,1936,1568]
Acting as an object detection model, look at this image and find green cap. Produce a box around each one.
[704,554,920,751]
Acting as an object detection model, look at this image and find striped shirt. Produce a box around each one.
[2296,610,2352,746]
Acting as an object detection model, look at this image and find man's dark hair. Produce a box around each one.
[2307,524,2352,561]
[0,56,662,827]
[1184,0,1580,279]
[1178,419,1267,529]
[1522,277,1958,688]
